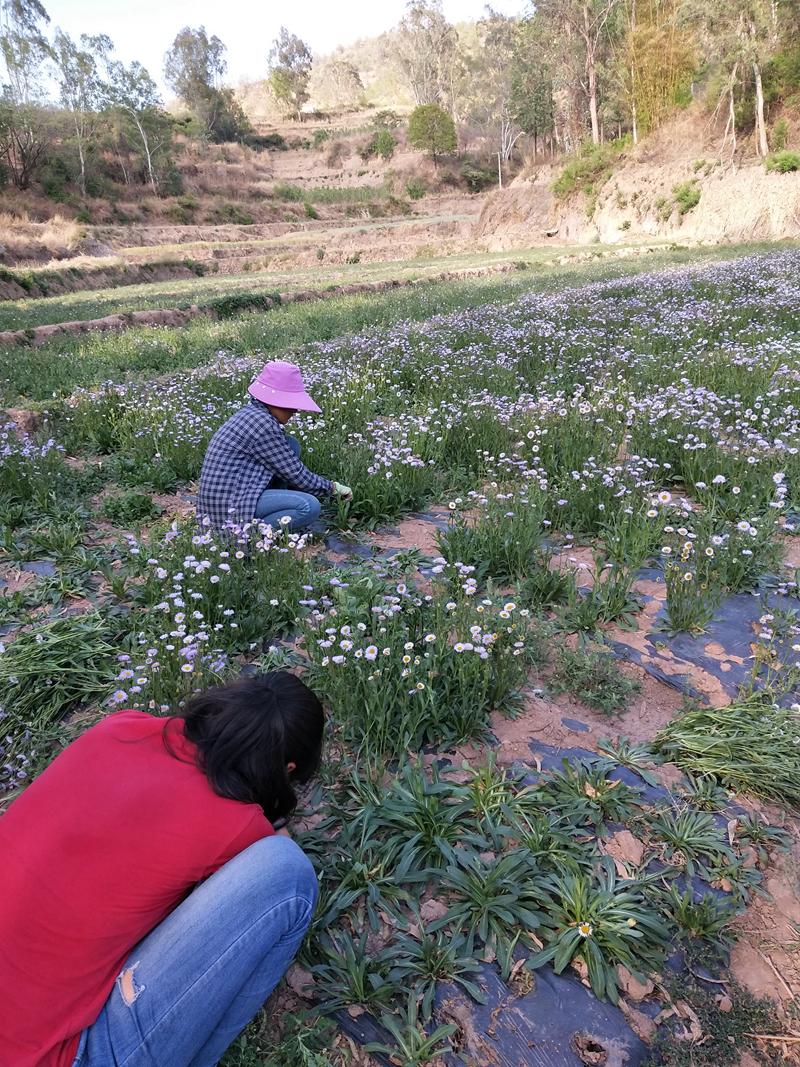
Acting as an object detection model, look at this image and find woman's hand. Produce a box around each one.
[332,481,353,500]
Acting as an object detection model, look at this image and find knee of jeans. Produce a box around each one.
[259,835,318,917]
[302,495,322,521]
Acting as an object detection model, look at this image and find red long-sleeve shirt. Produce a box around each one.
[0,711,272,1067]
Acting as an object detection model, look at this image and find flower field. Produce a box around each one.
[2,247,800,1065]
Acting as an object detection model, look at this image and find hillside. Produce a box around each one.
[477,109,800,248]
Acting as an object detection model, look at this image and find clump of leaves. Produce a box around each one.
[102,490,161,526]
[311,930,394,1014]
[386,924,485,1019]
[529,857,669,1003]
[646,807,734,877]
[0,613,118,793]
[679,774,730,811]
[655,695,800,806]
[532,758,643,828]
[364,992,457,1067]
[517,552,577,610]
[431,849,547,975]
[375,760,477,879]
[597,737,661,787]
[221,1012,342,1067]
[659,885,739,959]
[551,643,641,716]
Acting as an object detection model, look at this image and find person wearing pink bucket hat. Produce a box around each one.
[198,360,352,531]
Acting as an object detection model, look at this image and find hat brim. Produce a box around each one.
[248,380,322,413]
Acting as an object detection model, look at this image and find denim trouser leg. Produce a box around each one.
[74,836,317,1067]
[254,434,322,533]
[253,489,322,533]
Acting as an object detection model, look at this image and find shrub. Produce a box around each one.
[304,201,319,219]
[313,128,331,149]
[373,109,401,129]
[214,202,254,225]
[362,128,397,161]
[553,139,628,202]
[765,149,800,173]
[405,177,426,200]
[326,140,350,168]
[207,292,281,318]
[273,182,305,201]
[672,180,701,215]
[551,644,641,716]
[245,132,287,151]
[770,118,789,151]
[40,156,72,202]
[164,194,199,224]
[158,161,184,197]
[461,163,495,193]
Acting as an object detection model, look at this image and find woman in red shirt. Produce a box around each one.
[0,671,324,1067]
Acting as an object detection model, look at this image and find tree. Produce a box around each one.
[52,30,111,196]
[106,59,171,191]
[0,0,51,187]
[395,0,461,113]
[511,18,556,158]
[466,12,525,170]
[267,27,312,117]
[164,26,247,141]
[408,102,457,165]
[682,0,779,159]
[164,25,226,102]
[609,1,693,144]
[308,57,364,111]
[536,0,623,145]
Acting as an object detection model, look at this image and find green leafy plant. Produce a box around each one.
[0,613,118,792]
[532,759,642,828]
[431,849,547,973]
[386,925,485,1019]
[659,885,738,958]
[364,993,457,1067]
[655,695,800,806]
[596,737,661,787]
[672,180,701,215]
[765,149,800,173]
[102,490,161,526]
[517,552,577,610]
[312,931,393,1013]
[551,643,641,716]
[436,487,546,582]
[646,807,734,877]
[375,761,475,878]
[529,858,669,1003]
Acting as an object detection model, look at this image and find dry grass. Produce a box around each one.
[0,212,84,262]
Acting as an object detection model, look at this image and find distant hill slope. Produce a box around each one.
[477,110,800,247]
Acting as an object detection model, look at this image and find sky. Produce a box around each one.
[43,0,528,94]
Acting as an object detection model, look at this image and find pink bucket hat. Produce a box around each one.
[248,360,321,413]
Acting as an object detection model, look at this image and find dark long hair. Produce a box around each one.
[170,671,324,822]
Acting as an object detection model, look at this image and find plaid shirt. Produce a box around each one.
[197,399,332,527]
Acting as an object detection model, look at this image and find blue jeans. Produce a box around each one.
[73,836,317,1067]
[254,435,322,533]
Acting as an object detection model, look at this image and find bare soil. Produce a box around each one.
[488,660,684,763]
[730,825,800,1015]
